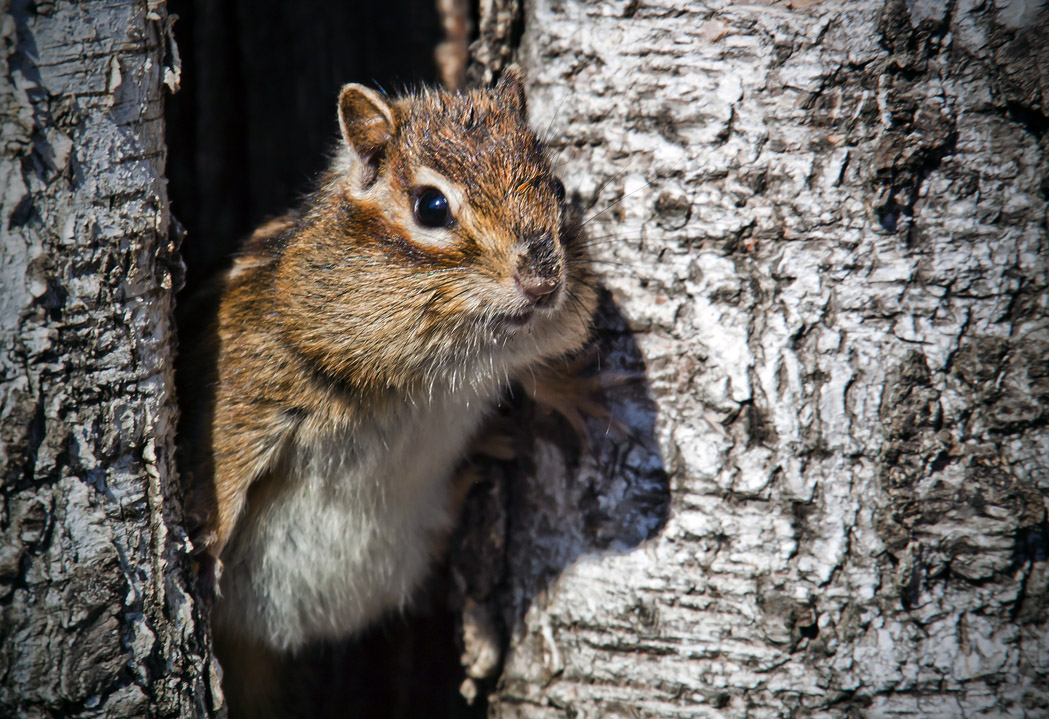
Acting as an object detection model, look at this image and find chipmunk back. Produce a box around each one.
[179,67,597,681]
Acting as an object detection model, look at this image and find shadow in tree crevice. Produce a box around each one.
[448,293,670,702]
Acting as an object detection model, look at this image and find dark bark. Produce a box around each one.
[0,1,217,717]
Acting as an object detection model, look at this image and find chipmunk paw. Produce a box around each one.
[520,347,640,448]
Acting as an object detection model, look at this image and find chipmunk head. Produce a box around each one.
[274,67,596,393]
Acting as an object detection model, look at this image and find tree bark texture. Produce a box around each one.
[460,1,1049,717]
[0,1,218,717]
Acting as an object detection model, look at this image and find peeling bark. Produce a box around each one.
[0,1,217,717]
[462,1,1049,716]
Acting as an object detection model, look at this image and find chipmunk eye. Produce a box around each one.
[552,177,566,203]
[413,186,452,228]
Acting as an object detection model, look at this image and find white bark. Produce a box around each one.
[0,1,218,716]
[464,1,1049,716]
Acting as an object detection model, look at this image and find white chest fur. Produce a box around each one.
[215,386,495,650]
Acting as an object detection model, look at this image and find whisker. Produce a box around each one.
[567,277,603,295]
[586,169,631,211]
[543,93,570,141]
[575,234,636,248]
[580,229,637,240]
[587,258,641,270]
[582,181,653,227]
[550,154,571,177]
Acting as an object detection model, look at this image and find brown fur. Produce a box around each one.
[178,68,598,714]
[184,71,595,557]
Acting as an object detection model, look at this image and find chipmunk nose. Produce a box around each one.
[514,272,560,307]
[515,232,561,307]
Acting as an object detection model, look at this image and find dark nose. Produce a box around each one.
[515,232,561,306]
[515,272,560,306]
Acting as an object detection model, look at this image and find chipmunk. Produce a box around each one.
[177,67,598,715]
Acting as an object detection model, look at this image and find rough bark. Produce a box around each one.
[461,1,1049,717]
[0,1,218,717]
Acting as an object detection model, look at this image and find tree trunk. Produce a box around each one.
[0,1,218,717]
[18,0,1043,717]
[462,0,1049,716]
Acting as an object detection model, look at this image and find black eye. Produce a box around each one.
[413,186,452,228]
[552,177,566,203]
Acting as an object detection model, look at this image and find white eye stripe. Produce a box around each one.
[413,167,466,218]
[408,167,470,250]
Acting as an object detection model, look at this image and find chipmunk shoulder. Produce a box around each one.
[180,66,598,662]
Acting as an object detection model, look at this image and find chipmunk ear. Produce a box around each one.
[495,64,527,118]
[337,84,396,170]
